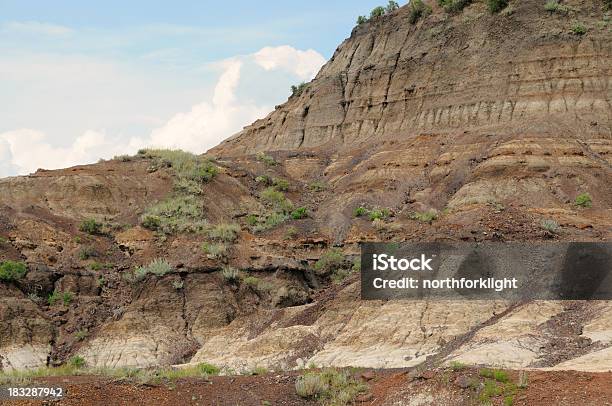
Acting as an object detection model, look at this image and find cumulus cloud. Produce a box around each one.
[148,59,270,152]
[0,45,326,177]
[254,45,326,80]
[2,21,73,36]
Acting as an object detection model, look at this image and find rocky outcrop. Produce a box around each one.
[213,0,611,156]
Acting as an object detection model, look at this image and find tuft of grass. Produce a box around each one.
[575,192,592,207]
[222,266,241,282]
[368,208,390,221]
[487,0,508,13]
[541,219,560,234]
[249,366,269,376]
[48,291,74,306]
[314,249,345,274]
[260,187,293,213]
[256,152,277,166]
[479,379,503,402]
[79,219,103,235]
[75,329,89,341]
[141,195,207,234]
[571,22,587,35]
[295,368,368,404]
[408,0,432,24]
[208,223,241,243]
[544,0,569,13]
[174,178,203,195]
[309,181,327,192]
[285,226,298,240]
[255,175,272,185]
[273,178,290,191]
[291,83,308,97]
[353,207,368,217]
[0,260,27,282]
[125,259,172,282]
[139,149,218,182]
[78,246,98,260]
[438,0,472,13]
[202,242,228,259]
[410,210,438,223]
[68,356,86,369]
[450,361,467,371]
[172,279,184,290]
[291,207,308,220]
[517,370,528,388]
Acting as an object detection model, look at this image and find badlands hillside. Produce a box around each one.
[0,0,611,404]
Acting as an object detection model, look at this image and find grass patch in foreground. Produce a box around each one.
[295,368,368,405]
[0,362,222,386]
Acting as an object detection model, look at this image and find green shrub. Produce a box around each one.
[606,0,612,10]
[314,249,345,273]
[370,6,386,18]
[243,276,260,288]
[544,0,569,12]
[79,219,103,235]
[386,0,400,13]
[541,219,560,233]
[139,149,218,183]
[261,187,293,213]
[48,291,74,306]
[255,175,272,185]
[208,223,241,242]
[141,195,207,234]
[68,356,86,369]
[438,0,472,12]
[273,178,290,191]
[246,214,259,226]
[408,0,432,24]
[291,82,308,97]
[368,208,390,221]
[479,379,502,402]
[172,279,184,290]
[493,369,509,383]
[127,259,172,282]
[353,207,368,217]
[249,366,269,376]
[75,329,89,341]
[174,178,203,195]
[285,226,298,240]
[575,192,592,207]
[222,266,240,282]
[78,246,98,260]
[309,181,327,192]
[196,363,220,376]
[571,22,587,35]
[356,15,368,25]
[256,152,277,166]
[410,210,438,223]
[0,261,27,282]
[487,0,508,12]
[202,242,228,259]
[89,262,110,271]
[291,207,308,220]
[295,369,368,403]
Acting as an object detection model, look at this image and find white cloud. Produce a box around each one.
[254,45,326,80]
[0,45,326,177]
[2,21,73,36]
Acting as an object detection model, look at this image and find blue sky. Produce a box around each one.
[0,0,402,177]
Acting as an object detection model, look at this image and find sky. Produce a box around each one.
[0,0,401,177]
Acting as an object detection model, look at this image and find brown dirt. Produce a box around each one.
[4,369,612,405]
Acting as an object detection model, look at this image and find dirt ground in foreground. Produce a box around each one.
[3,368,612,406]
